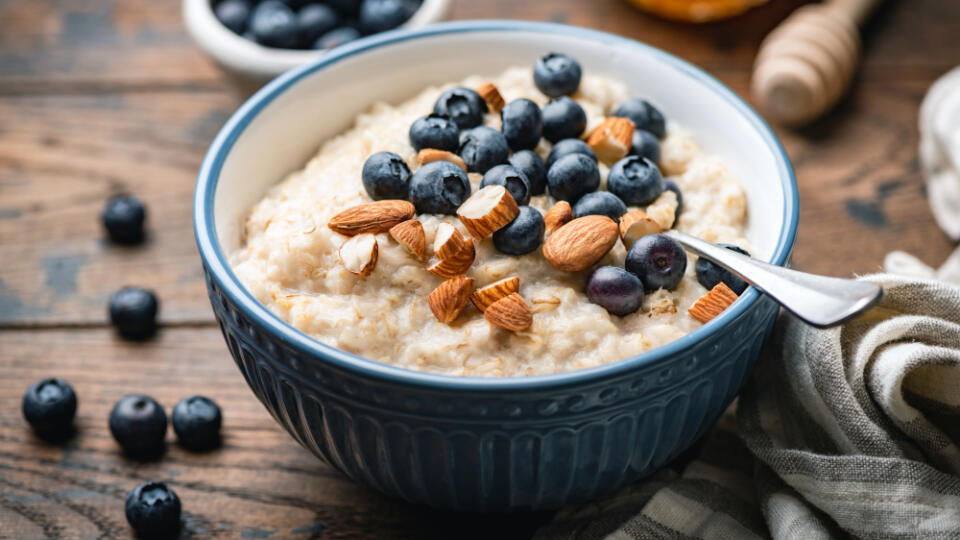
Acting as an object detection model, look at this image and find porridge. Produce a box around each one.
[230,54,750,377]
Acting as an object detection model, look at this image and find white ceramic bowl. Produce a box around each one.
[183,0,451,81]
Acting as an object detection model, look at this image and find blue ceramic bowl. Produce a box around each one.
[195,21,798,512]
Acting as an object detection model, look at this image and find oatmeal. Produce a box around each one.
[230,64,750,377]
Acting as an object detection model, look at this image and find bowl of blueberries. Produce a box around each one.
[183,0,450,81]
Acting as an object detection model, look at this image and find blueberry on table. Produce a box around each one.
[459,126,509,174]
[541,97,586,143]
[546,153,600,203]
[608,155,663,206]
[102,194,147,245]
[172,396,222,451]
[546,138,596,170]
[572,191,628,222]
[409,161,471,215]
[314,26,360,49]
[125,482,181,539]
[663,177,683,218]
[249,1,299,48]
[109,287,159,340]
[358,0,411,34]
[109,394,168,457]
[296,3,339,47]
[533,52,582,98]
[493,206,545,255]
[695,244,750,294]
[433,87,488,130]
[22,378,77,442]
[214,0,251,34]
[625,233,687,292]
[508,150,547,196]
[612,97,666,139]
[500,98,543,151]
[481,164,531,206]
[630,129,661,165]
[586,266,645,316]
[361,151,411,200]
[409,114,459,152]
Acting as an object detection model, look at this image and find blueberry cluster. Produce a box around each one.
[213,0,422,50]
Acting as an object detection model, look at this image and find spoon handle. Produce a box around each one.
[665,230,883,328]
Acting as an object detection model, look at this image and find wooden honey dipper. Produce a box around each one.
[751,0,884,126]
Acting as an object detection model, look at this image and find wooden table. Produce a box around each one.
[1,0,956,537]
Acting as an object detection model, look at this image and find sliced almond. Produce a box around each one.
[417,148,467,172]
[428,276,475,324]
[389,219,425,260]
[457,185,520,239]
[586,117,635,164]
[484,293,533,332]
[646,190,678,230]
[328,200,415,236]
[426,237,475,278]
[476,81,505,113]
[619,209,663,249]
[544,201,573,234]
[689,282,739,323]
[433,223,468,260]
[542,215,619,272]
[338,233,378,276]
[470,276,520,312]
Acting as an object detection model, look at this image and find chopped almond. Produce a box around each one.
[457,185,520,238]
[619,209,663,249]
[476,82,505,113]
[338,233,378,276]
[433,223,468,260]
[689,282,739,323]
[586,117,635,164]
[428,276,475,323]
[426,238,475,278]
[389,220,425,260]
[470,276,520,312]
[417,148,467,172]
[485,293,533,332]
[544,201,573,234]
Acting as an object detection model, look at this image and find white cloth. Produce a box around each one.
[920,66,960,241]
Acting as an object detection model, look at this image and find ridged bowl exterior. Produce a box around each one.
[205,267,779,511]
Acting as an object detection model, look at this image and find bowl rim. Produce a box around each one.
[194,20,799,392]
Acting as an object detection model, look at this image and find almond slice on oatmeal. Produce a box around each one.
[428,276,475,323]
[339,233,378,276]
[485,293,533,332]
[426,237,475,278]
[542,215,619,272]
[619,209,663,249]
[646,190,678,230]
[470,276,520,312]
[586,117,635,164]
[433,223,468,260]
[328,200,415,236]
[544,201,573,234]
[457,185,520,239]
[689,282,739,323]
[476,81,505,113]
[417,148,467,172]
[389,219,425,260]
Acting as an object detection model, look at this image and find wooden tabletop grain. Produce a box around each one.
[1,0,957,538]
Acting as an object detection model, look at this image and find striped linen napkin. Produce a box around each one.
[536,274,960,539]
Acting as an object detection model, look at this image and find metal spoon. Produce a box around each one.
[665,230,883,328]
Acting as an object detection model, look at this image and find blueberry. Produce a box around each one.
[481,165,531,206]
[109,394,167,457]
[296,3,339,47]
[625,233,687,292]
[409,161,471,215]
[586,266,644,316]
[433,87,487,130]
[546,138,596,170]
[22,378,77,441]
[172,396,222,451]
[541,97,586,143]
[695,244,750,294]
[361,151,411,200]
[572,191,627,221]
[214,0,251,34]
[500,98,542,151]
[663,177,683,218]
[409,114,459,152]
[314,26,360,49]
[249,1,299,48]
[125,482,181,538]
[358,0,410,34]
[612,98,666,139]
[533,52,582,98]
[546,153,599,203]
[607,156,663,206]
[327,0,362,15]
[109,287,159,340]
[102,194,147,245]
[630,129,661,165]
[459,126,509,174]
[493,206,544,255]
[508,150,547,196]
